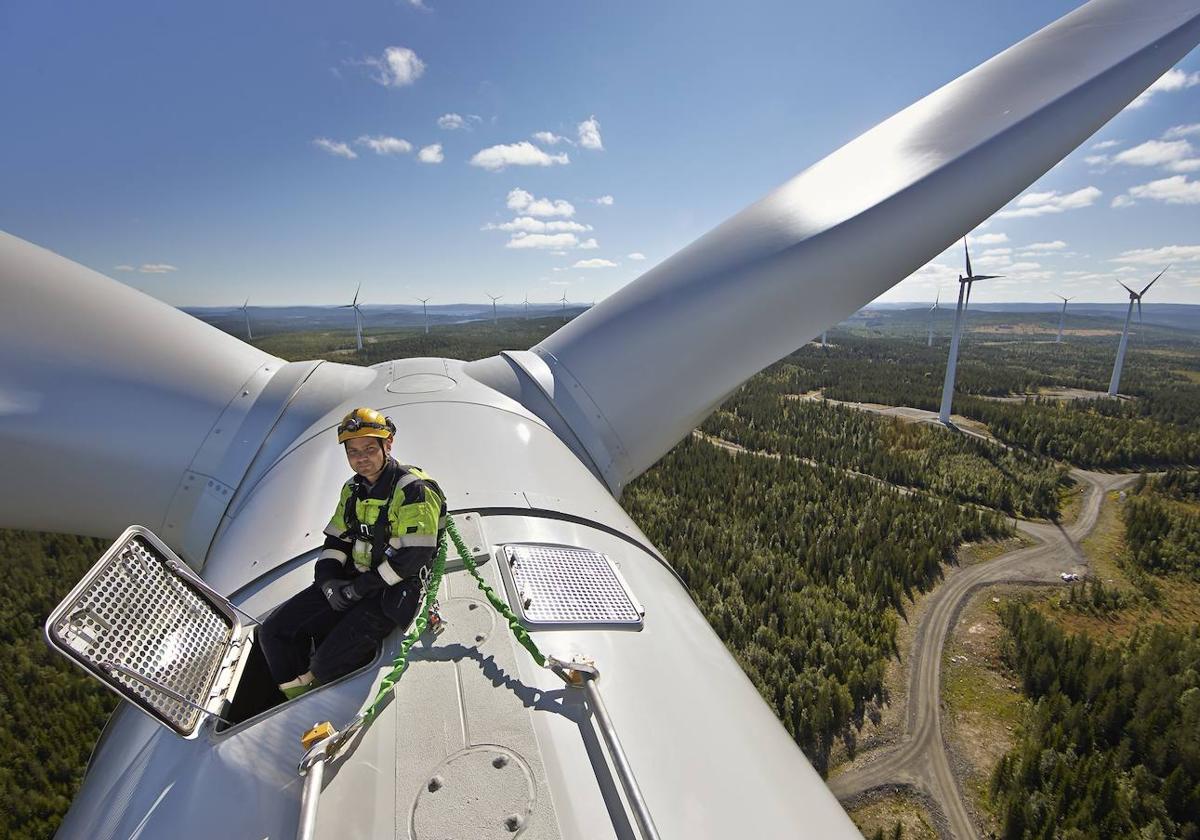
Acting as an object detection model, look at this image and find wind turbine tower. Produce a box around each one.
[938,239,1001,424]
[559,292,568,322]
[927,290,940,347]
[417,297,430,335]
[1108,268,1167,396]
[238,299,253,341]
[1055,294,1072,343]
[523,293,529,320]
[339,284,365,351]
[487,293,502,326]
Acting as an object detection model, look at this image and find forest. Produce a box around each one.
[0,530,114,839]
[771,324,1200,468]
[990,605,1200,840]
[622,435,1009,772]
[1122,471,1200,579]
[701,370,1068,517]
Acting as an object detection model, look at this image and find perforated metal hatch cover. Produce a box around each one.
[502,544,643,629]
[45,526,242,737]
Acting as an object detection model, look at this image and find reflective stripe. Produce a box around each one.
[396,473,421,492]
[320,548,348,564]
[377,560,403,586]
[394,534,437,548]
[353,540,372,572]
[323,524,344,538]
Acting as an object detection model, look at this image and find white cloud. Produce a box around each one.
[994,186,1101,219]
[1114,267,1138,274]
[1115,175,1200,206]
[1113,139,1194,167]
[572,258,617,269]
[577,116,603,150]
[973,233,1008,245]
[1084,154,1111,168]
[532,131,568,145]
[506,233,580,250]
[356,135,412,155]
[1022,240,1068,252]
[470,142,569,171]
[1128,68,1200,109]
[1168,159,1200,173]
[365,46,426,88]
[438,113,465,130]
[485,217,592,234]
[1005,261,1043,272]
[981,247,1011,257]
[1164,123,1200,139]
[313,138,358,159]
[578,238,599,250]
[594,195,614,206]
[417,143,444,163]
[1112,245,1200,265]
[1090,139,1121,150]
[113,264,134,272]
[138,263,178,274]
[506,188,575,217]
[627,252,646,261]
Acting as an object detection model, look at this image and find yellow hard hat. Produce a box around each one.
[337,407,396,444]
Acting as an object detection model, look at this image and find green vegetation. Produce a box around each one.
[623,435,1009,773]
[991,604,1200,840]
[1123,473,1200,580]
[702,372,1068,517]
[0,530,116,840]
[771,323,1200,468]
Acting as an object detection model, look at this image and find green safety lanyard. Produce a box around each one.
[363,519,547,721]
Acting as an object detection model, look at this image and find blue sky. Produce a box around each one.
[2,0,1199,308]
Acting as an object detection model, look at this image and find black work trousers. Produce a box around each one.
[259,578,422,686]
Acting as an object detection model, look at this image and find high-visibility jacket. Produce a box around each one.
[315,459,447,591]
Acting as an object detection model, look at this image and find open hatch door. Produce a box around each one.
[45,526,252,738]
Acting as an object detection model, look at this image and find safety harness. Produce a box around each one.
[338,461,445,573]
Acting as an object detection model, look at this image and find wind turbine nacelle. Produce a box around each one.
[49,354,861,839]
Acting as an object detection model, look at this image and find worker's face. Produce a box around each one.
[345,437,391,482]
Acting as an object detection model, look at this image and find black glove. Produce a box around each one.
[323,581,360,612]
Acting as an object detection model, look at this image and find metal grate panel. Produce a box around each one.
[46,529,237,735]
[503,544,643,629]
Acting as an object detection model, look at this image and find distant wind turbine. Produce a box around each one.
[487,293,502,325]
[238,298,253,341]
[339,284,365,351]
[938,239,1002,424]
[927,289,941,347]
[523,293,529,320]
[417,297,430,335]
[559,292,568,322]
[1054,294,1072,344]
[1108,268,1167,396]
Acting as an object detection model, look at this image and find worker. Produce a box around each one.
[259,407,447,700]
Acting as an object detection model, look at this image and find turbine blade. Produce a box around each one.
[964,239,973,278]
[0,233,368,562]
[1118,280,1137,297]
[1140,265,1168,296]
[470,0,1200,493]
[353,283,360,306]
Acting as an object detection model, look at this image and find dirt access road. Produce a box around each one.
[827,469,1139,839]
